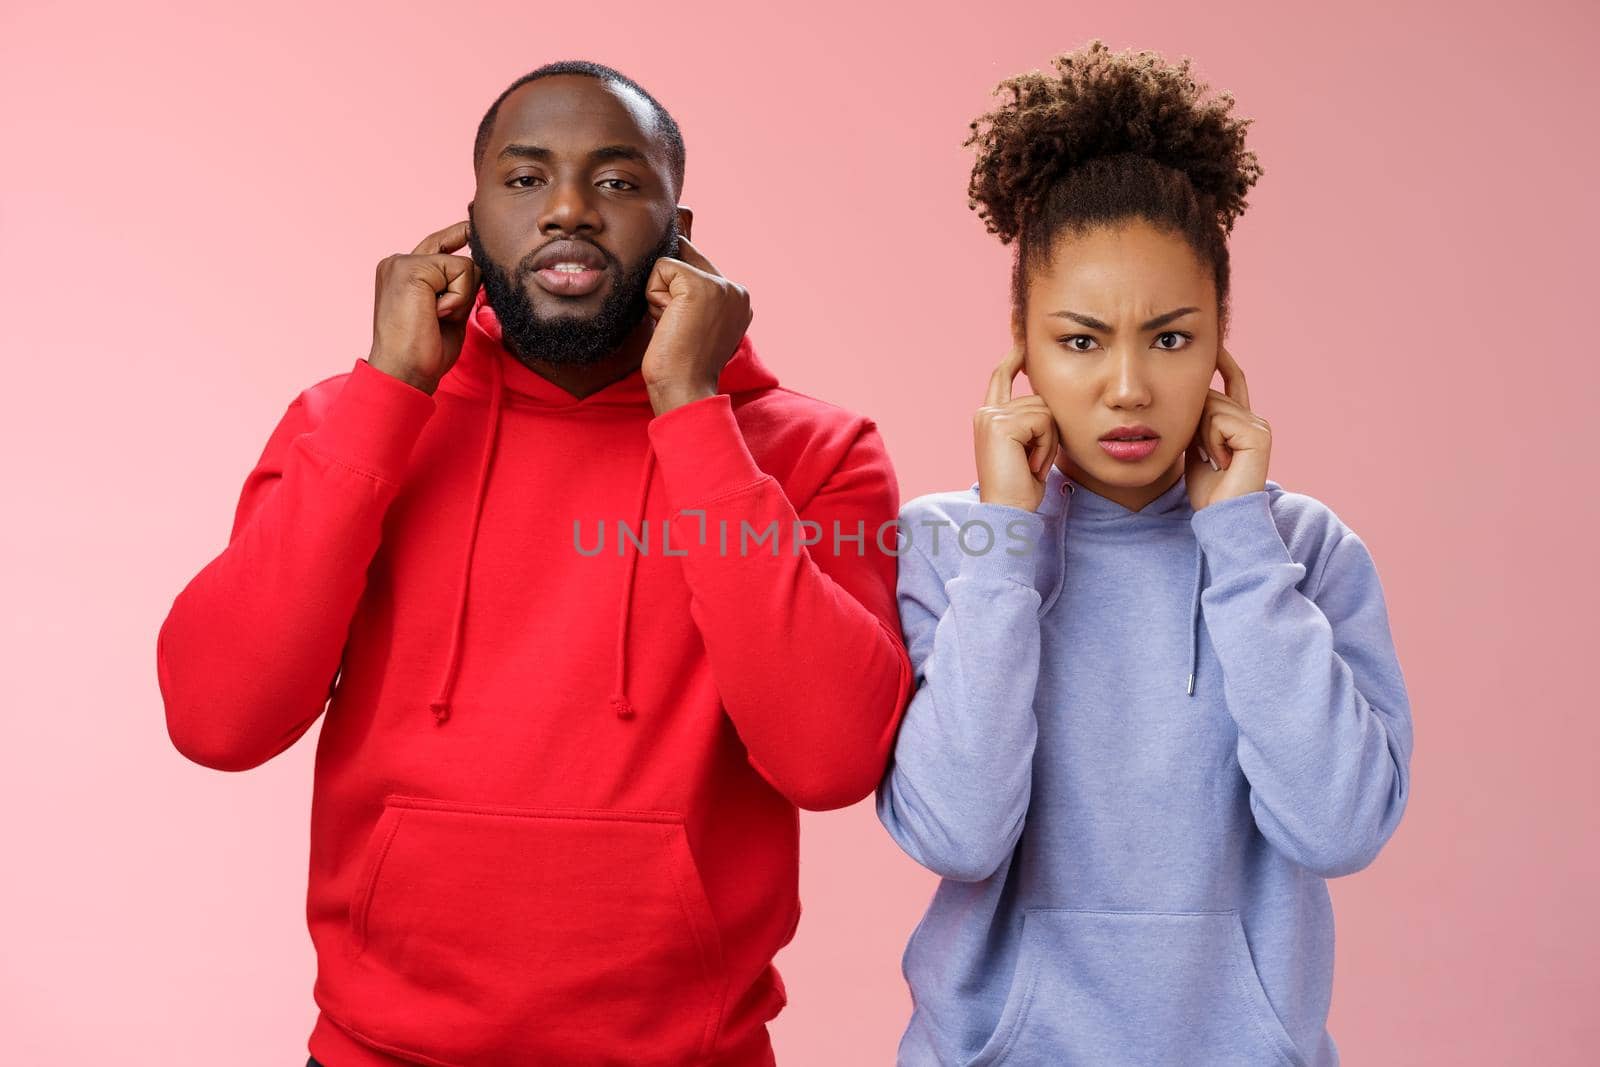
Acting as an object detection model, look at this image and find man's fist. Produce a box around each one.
[639,235,752,415]
[367,221,482,395]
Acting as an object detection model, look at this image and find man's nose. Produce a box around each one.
[538,179,601,234]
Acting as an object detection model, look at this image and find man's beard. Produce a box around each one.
[467,215,680,368]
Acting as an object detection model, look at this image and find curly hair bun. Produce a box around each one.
[966,39,1263,244]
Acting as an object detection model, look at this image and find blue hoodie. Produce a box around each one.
[877,463,1413,1066]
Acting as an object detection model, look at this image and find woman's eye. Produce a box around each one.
[1061,335,1099,352]
[1154,331,1192,350]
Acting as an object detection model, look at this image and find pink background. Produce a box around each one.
[4,0,1596,1062]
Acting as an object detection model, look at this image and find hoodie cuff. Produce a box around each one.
[647,392,769,508]
[949,503,1047,585]
[308,358,438,485]
[1190,490,1293,575]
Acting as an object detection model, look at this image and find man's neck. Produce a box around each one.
[509,321,652,400]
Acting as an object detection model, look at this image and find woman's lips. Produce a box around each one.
[532,265,607,297]
[1098,435,1161,461]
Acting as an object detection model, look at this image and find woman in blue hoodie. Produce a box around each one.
[877,40,1414,1066]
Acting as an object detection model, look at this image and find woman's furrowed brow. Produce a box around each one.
[1047,306,1201,331]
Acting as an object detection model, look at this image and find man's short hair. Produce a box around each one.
[473,60,686,196]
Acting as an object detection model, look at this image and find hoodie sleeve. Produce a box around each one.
[156,359,436,772]
[874,503,1046,882]
[1191,490,1414,877]
[645,392,913,812]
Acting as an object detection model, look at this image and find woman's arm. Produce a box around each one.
[1192,491,1414,877]
[876,502,1046,882]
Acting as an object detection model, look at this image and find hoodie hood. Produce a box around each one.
[985,463,1204,697]
[425,285,780,725]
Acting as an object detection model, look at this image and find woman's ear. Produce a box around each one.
[675,205,694,241]
[1010,307,1027,351]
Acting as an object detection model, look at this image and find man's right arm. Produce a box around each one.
[156,358,435,771]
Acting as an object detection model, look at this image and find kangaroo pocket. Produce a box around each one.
[337,794,726,1067]
[969,908,1305,1067]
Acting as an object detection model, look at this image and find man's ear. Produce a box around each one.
[676,205,694,241]
[465,200,475,240]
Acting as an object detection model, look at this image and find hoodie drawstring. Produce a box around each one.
[428,349,504,725]
[424,348,657,726]
[609,444,654,721]
[1038,476,1206,697]
[1037,480,1074,618]
[1185,538,1204,697]
[425,297,766,728]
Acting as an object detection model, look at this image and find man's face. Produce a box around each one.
[467,75,682,366]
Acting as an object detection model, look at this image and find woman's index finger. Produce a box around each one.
[1217,345,1251,410]
[987,346,1025,406]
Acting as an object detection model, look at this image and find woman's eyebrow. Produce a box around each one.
[1048,307,1201,331]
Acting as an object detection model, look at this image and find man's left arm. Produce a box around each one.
[646,393,913,812]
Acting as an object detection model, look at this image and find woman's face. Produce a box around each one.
[1020,218,1220,499]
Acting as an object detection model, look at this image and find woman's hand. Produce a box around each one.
[1186,345,1272,510]
[975,346,1060,512]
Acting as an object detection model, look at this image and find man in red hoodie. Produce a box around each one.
[157,60,912,1067]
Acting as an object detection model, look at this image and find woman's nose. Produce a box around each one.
[1103,347,1152,408]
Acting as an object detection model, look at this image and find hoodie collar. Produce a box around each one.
[1012,463,1207,698]
[425,285,778,727]
[1034,464,1193,523]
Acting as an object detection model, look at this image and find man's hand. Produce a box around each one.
[1185,345,1272,510]
[640,235,752,415]
[975,346,1061,512]
[366,221,481,395]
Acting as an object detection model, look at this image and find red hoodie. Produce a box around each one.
[157,286,913,1067]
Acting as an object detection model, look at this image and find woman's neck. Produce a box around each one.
[1056,454,1184,513]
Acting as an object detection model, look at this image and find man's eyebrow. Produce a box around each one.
[494,143,651,166]
[1047,307,1201,331]
[497,143,553,163]
[589,144,651,166]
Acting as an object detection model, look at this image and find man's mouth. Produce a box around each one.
[532,265,608,297]
[527,240,611,298]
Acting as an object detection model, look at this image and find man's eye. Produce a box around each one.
[508,175,545,188]
[1060,335,1099,352]
[598,179,636,191]
[1154,331,1192,350]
